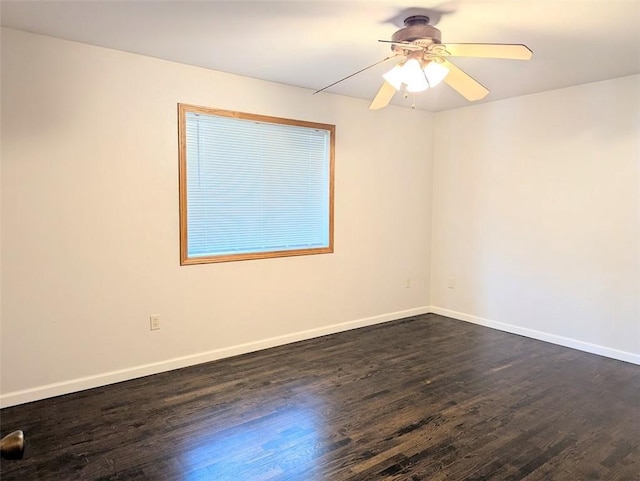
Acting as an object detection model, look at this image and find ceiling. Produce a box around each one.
[2,0,639,111]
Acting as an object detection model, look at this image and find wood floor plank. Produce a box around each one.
[1,314,639,480]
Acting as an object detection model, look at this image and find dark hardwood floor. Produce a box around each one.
[1,314,639,480]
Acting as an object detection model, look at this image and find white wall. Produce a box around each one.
[0,29,434,406]
[431,75,640,363]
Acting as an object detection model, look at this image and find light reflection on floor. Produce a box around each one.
[182,405,324,480]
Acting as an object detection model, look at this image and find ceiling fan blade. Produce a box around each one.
[442,59,489,101]
[314,56,396,95]
[369,81,397,110]
[442,43,533,60]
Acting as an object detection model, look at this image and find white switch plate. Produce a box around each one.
[150,315,160,330]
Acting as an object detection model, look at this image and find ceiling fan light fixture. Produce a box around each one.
[403,58,429,92]
[405,79,429,93]
[423,61,449,87]
[382,64,404,90]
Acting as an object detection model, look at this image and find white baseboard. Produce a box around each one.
[0,306,431,408]
[4,305,636,408]
[429,306,640,366]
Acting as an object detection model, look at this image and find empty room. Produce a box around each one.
[1,1,639,480]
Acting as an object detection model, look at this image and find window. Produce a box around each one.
[178,104,335,265]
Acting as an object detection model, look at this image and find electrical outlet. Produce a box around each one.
[447,277,456,289]
[150,315,160,330]
[405,278,411,289]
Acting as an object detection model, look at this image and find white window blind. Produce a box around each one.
[179,105,334,264]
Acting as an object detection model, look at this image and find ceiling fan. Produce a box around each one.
[315,15,533,109]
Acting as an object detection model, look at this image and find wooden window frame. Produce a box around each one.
[178,104,335,265]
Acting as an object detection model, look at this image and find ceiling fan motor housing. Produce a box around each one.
[392,15,442,44]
